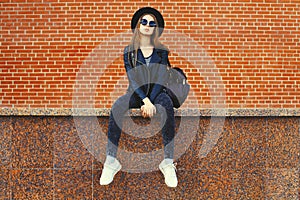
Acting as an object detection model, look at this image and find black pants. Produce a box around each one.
[106,92,175,159]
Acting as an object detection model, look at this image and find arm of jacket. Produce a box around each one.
[149,49,169,102]
[123,46,147,100]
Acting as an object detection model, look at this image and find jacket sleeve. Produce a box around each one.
[124,46,147,100]
[149,50,169,102]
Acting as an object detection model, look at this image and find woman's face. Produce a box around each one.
[139,14,156,36]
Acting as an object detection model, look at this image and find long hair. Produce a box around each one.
[129,14,167,67]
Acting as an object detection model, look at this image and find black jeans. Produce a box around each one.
[106,92,175,159]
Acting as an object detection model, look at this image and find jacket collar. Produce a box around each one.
[137,48,162,65]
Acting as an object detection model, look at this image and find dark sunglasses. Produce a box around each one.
[140,19,157,27]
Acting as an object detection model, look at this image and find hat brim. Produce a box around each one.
[131,7,164,36]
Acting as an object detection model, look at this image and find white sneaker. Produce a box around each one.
[99,159,122,185]
[159,160,178,188]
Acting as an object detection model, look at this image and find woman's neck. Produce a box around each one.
[139,35,153,48]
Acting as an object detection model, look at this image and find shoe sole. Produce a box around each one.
[159,165,165,177]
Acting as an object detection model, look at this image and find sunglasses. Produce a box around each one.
[140,19,157,27]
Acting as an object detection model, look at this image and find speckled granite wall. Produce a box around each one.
[0,115,299,199]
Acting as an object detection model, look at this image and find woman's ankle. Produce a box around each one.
[105,155,116,164]
[164,158,174,164]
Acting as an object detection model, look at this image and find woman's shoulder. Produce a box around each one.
[155,44,169,55]
[124,45,131,53]
[155,46,169,59]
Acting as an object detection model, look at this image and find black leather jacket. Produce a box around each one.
[124,46,169,103]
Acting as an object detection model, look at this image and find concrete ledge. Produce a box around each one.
[1,114,299,199]
[1,107,300,116]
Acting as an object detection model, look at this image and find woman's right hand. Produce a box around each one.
[141,98,156,118]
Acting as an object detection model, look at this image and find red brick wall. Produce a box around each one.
[1,0,299,109]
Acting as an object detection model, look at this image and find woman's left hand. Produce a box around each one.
[141,104,156,118]
[141,98,156,118]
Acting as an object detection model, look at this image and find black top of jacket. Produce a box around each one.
[123,45,169,103]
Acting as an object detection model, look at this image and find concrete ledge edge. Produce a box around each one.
[1,108,300,117]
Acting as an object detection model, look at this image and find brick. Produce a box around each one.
[0,1,299,109]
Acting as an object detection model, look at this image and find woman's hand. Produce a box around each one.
[141,97,156,118]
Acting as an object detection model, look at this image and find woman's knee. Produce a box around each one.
[111,94,131,113]
[112,93,140,113]
[155,93,173,108]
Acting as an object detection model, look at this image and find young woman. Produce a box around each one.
[100,7,177,188]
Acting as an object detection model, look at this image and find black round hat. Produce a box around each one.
[131,7,165,36]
